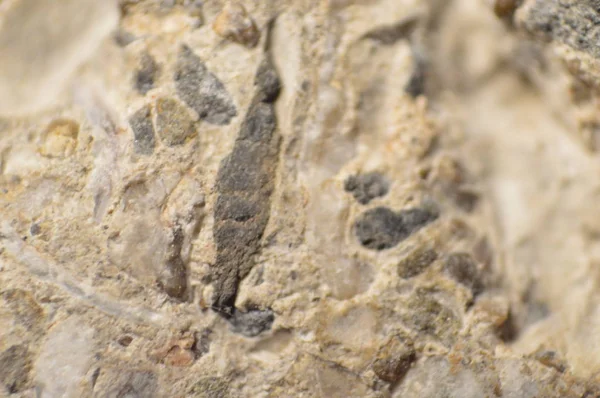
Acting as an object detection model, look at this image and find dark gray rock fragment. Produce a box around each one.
[211,55,281,315]
[519,0,600,59]
[230,309,275,337]
[155,96,197,146]
[193,329,212,358]
[30,223,41,236]
[134,52,159,95]
[405,54,427,98]
[174,45,237,125]
[254,59,281,103]
[129,105,156,155]
[444,252,483,295]
[0,345,32,394]
[354,206,438,250]
[344,172,390,205]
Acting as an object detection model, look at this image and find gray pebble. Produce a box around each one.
[230,309,274,337]
[174,46,237,125]
[134,52,160,95]
[344,172,390,205]
[354,206,438,250]
[129,105,156,155]
[444,252,483,295]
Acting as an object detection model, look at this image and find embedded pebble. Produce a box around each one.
[155,96,197,146]
[129,104,156,155]
[344,172,390,205]
[398,246,438,278]
[134,52,160,95]
[372,333,416,383]
[444,252,484,295]
[29,223,41,236]
[230,309,275,337]
[174,46,237,125]
[211,55,281,314]
[213,2,260,48]
[354,206,438,250]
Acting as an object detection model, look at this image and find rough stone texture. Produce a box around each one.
[174,45,237,125]
[129,104,156,155]
[0,345,32,394]
[134,52,160,95]
[1,0,600,397]
[155,96,197,146]
[344,172,390,205]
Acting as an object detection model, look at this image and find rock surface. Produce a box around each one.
[1,0,600,396]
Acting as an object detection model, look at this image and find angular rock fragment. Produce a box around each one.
[129,105,156,155]
[212,54,281,315]
[517,1,600,59]
[372,334,416,383]
[444,252,484,295]
[398,246,438,278]
[174,46,237,125]
[354,206,438,250]
[193,329,212,358]
[213,3,260,48]
[344,172,390,205]
[230,309,275,337]
[155,96,197,146]
[134,52,159,95]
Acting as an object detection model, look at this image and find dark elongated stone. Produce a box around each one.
[211,54,281,320]
[354,206,438,250]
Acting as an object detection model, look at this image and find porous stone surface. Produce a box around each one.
[1,0,600,397]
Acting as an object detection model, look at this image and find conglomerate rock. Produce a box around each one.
[1,0,600,397]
